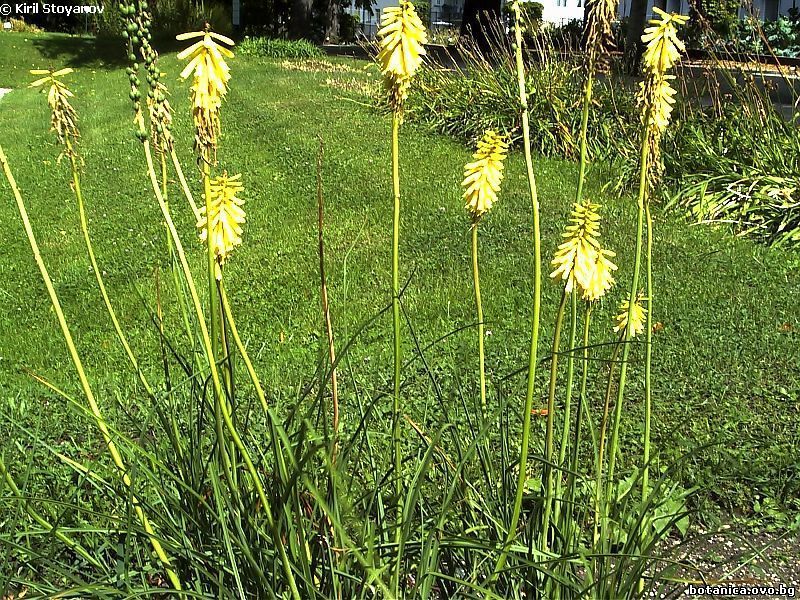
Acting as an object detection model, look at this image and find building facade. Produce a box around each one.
[348,0,799,40]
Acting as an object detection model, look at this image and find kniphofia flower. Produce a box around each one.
[641,7,688,76]
[29,68,79,154]
[582,248,617,302]
[376,1,428,109]
[638,74,678,135]
[197,173,245,278]
[462,130,509,221]
[177,28,234,154]
[550,201,601,292]
[614,296,647,338]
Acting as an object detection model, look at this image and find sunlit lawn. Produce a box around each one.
[0,31,798,522]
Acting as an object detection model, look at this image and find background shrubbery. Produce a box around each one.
[238,36,324,58]
[396,28,800,248]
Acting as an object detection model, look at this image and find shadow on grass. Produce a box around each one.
[30,34,128,69]
[29,34,186,69]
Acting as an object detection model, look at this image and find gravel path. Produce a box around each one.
[660,527,800,598]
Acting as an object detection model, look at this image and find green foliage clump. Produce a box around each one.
[403,39,638,163]
[238,36,324,59]
[667,98,800,247]
[733,14,800,57]
[692,0,741,38]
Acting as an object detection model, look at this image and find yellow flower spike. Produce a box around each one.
[641,7,688,76]
[177,28,235,155]
[639,74,678,134]
[196,173,246,279]
[549,200,603,293]
[613,296,647,338]
[29,68,79,155]
[376,0,428,110]
[582,247,617,302]
[462,130,509,221]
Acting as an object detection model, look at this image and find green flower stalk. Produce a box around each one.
[30,68,159,403]
[637,7,687,503]
[604,9,687,518]
[0,143,182,591]
[462,130,509,419]
[376,3,427,590]
[489,0,542,585]
[543,200,616,548]
[177,25,238,472]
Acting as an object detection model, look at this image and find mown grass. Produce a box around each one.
[0,31,798,526]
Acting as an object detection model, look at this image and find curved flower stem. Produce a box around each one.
[593,331,623,546]
[0,144,182,592]
[553,290,578,529]
[471,223,487,421]
[643,202,654,504]
[489,2,542,585]
[564,303,592,552]
[603,112,651,541]
[575,58,595,205]
[139,138,301,600]
[541,288,568,551]
[65,141,156,402]
[390,109,404,595]
[170,148,201,220]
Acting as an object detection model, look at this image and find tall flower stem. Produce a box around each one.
[471,222,488,420]
[390,109,404,594]
[541,288,568,550]
[603,112,650,532]
[139,138,301,600]
[201,155,233,477]
[0,144,182,591]
[593,332,622,545]
[643,202,654,501]
[66,140,156,401]
[490,1,542,584]
[574,61,594,205]
[553,290,578,528]
[564,304,592,551]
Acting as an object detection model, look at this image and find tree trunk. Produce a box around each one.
[324,0,339,42]
[289,0,314,38]
[624,0,649,72]
[460,0,503,53]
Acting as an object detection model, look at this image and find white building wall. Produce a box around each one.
[541,0,585,25]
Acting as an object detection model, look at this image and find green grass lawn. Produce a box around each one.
[0,31,798,527]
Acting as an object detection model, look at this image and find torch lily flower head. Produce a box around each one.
[614,295,647,338]
[197,172,246,279]
[582,248,617,302]
[550,200,617,299]
[462,130,509,221]
[177,28,235,156]
[638,74,678,135]
[30,68,79,155]
[641,7,688,76]
[376,1,428,110]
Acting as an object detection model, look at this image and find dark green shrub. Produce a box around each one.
[692,0,740,38]
[238,36,324,58]
[338,11,360,43]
